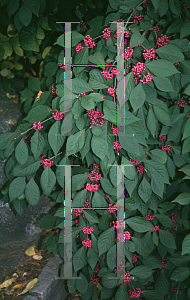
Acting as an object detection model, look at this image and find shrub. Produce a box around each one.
[1,0,190,299]
[0,0,107,94]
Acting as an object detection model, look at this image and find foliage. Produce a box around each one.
[1,0,190,299]
[0,0,107,94]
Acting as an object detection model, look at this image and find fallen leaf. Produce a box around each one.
[9,251,16,256]
[31,262,40,266]
[15,278,38,297]
[0,109,3,113]
[12,284,22,290]
[22,273,27,277]
[10,120,15,126]
[0,275,18,289]
[51,267,57,269]
[33,255,43,260]
[25,245,36,256]
[13,98,19,104]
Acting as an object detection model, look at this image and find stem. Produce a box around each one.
[14,109,72,140]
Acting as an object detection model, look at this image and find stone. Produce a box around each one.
[0,79,58,281]
[29,257,69,300]
[23,296,38,300]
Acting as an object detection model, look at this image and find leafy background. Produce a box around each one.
[1,0,190,299]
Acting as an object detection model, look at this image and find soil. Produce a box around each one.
[0,245,82,300]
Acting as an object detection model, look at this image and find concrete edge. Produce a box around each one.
[23,254,69,300]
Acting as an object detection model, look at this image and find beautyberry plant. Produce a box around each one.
[1,0,190,299]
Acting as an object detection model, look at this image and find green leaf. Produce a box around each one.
[91,135,108,160]
[182,118,190,140]
[131,237,149,256]
[0,132,19,150]
[71,31,85,47]
[180,21,190,38]
[182,137,190,154]
[98,227,115,256]
[152,77,174,92]
[180,60,190,77]
[74,47,89,74]
[143,84,157,105]
[183,84,190,96]
[100,177,116,196]
[119,134,140,155]
[90,93,104,102]
[149,149,167,164]
[24,105,51,123]
[72,99,83,119]
[179,164,190,176]
[12,199,26,216]
[31,131,45,160]
[72,174,89,191]
[182,234,190,255]
[101,287,115,299]
[170,267,189,281]
[125,72,135,100]
[159,229,176,249]
[89,51,105,68]
[18,4,32,26]
[138,177,152,203]
[101,272,118,288]
[24,0,40,16]
[172,192,190,205]
[77,272,88,294]
[114,283,129,300]
[145,160,169,198]
[83,210,99,223]
[48,121,65,156]
[147,106,158,137]
[142,255,163,269]
[145,59,179,77]
[87,248,98,269]
[125,216,154,232]
[130,31,144,48]
[12,158,41,177]
[81,95,95,110]
[25,178,40,207]
[130,266,153,279]
[19,31,38,51]
[73,246,87,272]
[89,69,109,89]
[40,166,56,196]
[154,214,173,228]
[151,0,162,10]
[15,139,28,166]
[71,78,92,94]
[9,177,26,201]
[28,77,40,92]
[143,290,164,300]
[37,214,56,229]
[7,0,19,17]
[129,82,146,112]
[66,129,85,156]
[155,270,169,296]
[92,191,108,208]
[153,105,172,126]
[44,62,58,77]
[107,245,116,270]
[155,44,184,63]
[103,99,116,123]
